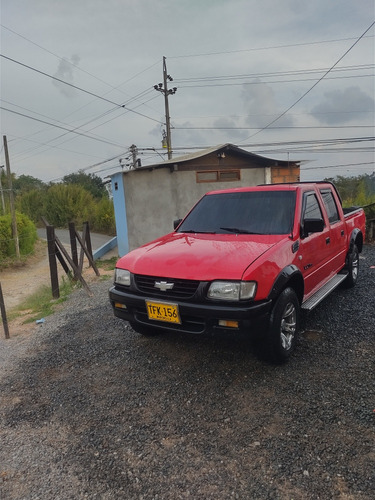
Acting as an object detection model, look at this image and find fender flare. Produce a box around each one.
[268,265,304,304]
[348,228,363,253]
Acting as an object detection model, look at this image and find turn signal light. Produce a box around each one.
[218,320,239,328]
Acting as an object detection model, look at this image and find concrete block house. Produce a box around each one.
[110,144,300,256]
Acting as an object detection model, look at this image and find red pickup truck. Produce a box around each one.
[109,182,366,362]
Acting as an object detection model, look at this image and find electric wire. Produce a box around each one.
[0,54,164,125]
[168,35,375,58]
[239,21,375,143]
[1,106,128,149]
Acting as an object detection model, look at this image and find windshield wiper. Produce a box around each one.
[220,227,261,234]
[181,229,217,234]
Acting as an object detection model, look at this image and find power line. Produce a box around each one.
[1,106,127,149]
[0,54,164,125]
[177,73,373,89]
[303,162,374,171]
[0,23,130,94]
[169,35,375,58]
[239,21,375,143]
[174,125,374,130]
[175,64,374,84]
[0,54,125,106]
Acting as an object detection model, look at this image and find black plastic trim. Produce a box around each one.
[109,286,272,335]
[268,265,303,302]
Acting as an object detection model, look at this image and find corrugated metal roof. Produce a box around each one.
[114,143,300,176]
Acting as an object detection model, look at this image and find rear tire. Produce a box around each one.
[344,244,359,288]
[265,287,300,363]
[129,321,160,336]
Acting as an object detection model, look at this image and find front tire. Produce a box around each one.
[344,244,359,288]
[265,287,300,363]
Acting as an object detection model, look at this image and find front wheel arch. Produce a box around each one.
[268,266,304,305]
[263,287,300,363]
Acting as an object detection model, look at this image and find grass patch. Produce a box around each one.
[9,277,79,324]
[0,239,47,271]
[0,252,34,271]
[97,256,117,271]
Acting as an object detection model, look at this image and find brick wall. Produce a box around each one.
[271,165,300,183]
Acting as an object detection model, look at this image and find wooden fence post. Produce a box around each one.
[84,222,93,265]
[46,225,60,299]
[0,282,10,339]
[69,222,79,279]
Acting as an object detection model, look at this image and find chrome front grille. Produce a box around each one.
[134,275,200,299]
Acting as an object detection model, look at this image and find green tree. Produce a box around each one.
[44,184,95,227]
[13,174,46,193]
[16,189,46,224]
[0,212,37,261]
[92,197,116,234]
[62,170,107,199]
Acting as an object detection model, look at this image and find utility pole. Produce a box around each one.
[3,135,20,259]
[129,144,138,168]
[154,56,177,160]
[0,165,5,214]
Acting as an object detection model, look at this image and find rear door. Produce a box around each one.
[319,188,347,272]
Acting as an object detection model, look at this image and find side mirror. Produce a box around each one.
[302,218,324,238]
[173,218,182,230]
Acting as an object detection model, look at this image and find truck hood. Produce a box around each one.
[117,232,282,281]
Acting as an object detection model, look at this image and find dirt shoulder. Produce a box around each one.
[0,240,113,338]
[0,241,55,311]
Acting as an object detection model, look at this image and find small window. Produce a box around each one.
[320,190,340,223]
[219,170,241,181]
[196,171,218,182]
[196,170,240,183]
[304,193,323,220]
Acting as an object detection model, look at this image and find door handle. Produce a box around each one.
[341,230,345,236]
[326,237,330,244]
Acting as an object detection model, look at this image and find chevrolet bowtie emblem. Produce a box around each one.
[154,281,174,291]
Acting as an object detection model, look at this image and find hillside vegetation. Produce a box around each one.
[1,170,115,233]
[0,171,115,262]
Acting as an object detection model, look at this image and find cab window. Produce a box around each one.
[320,189,340,223]
[304,193,323,220]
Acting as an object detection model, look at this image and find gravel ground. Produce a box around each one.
[0,244,374,499]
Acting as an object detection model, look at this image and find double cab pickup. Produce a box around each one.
[109,182,366,362]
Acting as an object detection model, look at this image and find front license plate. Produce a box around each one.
[146,301,181,324]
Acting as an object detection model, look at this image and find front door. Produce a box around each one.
[298,191,332,298]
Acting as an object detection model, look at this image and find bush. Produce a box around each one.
[15,181,115,234]
[44,184,95,227]
[92,197,116,234]
[0,212,37,261]
[16,189,46,224]
[0,215,13,260]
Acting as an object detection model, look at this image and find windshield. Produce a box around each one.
[177,190,296,235]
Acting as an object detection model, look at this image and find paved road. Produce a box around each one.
[37,228,115,252]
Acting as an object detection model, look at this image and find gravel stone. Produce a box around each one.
[0,244,374,499]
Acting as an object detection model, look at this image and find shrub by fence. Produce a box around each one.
[0,212,37,261]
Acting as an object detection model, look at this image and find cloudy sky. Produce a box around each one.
[1,0,374,182]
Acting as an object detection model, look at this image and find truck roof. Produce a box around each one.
[206,181,336,196]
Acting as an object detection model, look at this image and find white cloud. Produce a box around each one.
[311,86,374,124]
[241,81,294,128]
[52,56,81,98]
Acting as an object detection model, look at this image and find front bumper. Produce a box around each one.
[109,286,272,335]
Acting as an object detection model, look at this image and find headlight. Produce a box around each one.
[207,281,257,301]
[114,268,131,286]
